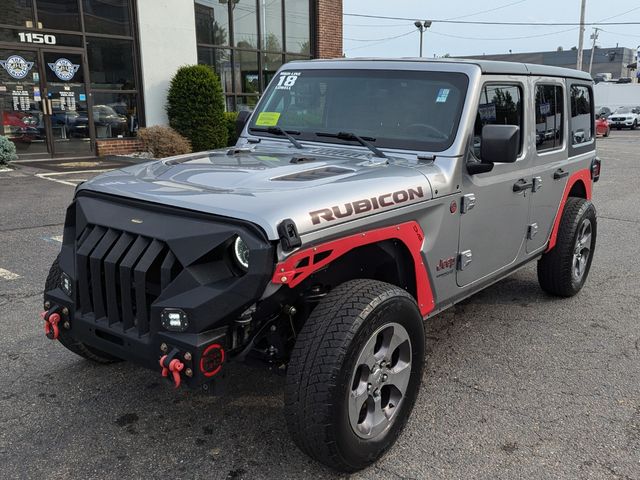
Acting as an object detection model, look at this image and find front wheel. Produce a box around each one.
[537,197,597,297]
[285,279,425,472]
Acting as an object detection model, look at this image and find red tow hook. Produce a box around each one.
[41,310,61,340]
[160,355,185,388]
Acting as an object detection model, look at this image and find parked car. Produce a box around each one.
[596,106,612,118]
[609,107,639,130]
[42,59,600,473]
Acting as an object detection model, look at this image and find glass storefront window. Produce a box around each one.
[285,0,310,55]
[2,0,35,27]
[261,0,282,52]
[91,92,137,138]
[198,47,233,94]
[236,95,258,112]
[233,0,258,49]
[262,52,282,88]
[235,50,259,94]
[83,0,131,36]
[86,37,135,90]
[37,0,81,32]
[195,0,229,46]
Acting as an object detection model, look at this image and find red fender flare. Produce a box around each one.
[546,169,592,252]
[272,221,435,316]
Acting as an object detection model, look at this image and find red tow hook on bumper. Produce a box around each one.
[160,355,185,388]
[41,310,61,340]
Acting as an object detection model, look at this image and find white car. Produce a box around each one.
[608,107,640,130]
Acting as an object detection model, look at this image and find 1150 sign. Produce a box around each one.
[18,32,57,45]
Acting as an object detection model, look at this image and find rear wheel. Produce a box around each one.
[604,127,610,137]
[45,255,122,364]
[537,198,597,297]
[285,279,425,472]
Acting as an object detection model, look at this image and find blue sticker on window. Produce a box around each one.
[79,93,86,101]
[436,88,450,103]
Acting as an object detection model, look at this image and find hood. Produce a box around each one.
[79,145,435,240]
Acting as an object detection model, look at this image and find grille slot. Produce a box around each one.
[76,225,182,337]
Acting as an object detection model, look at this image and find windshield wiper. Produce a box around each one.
[249,126,304,149]
[315,131,387,159]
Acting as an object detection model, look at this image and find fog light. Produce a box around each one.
[200,343,225,377]
[60,272,72,297]
[161,308,189,332]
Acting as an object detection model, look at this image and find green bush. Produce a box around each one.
[224,111,239,146]
[138,126,192,158]
[166,65,228,151]
[0,136,17,165]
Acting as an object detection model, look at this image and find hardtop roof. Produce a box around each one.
[287,57,593,82]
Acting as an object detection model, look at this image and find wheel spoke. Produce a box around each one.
[386,362,411,395]
[384,326,407,360]
[367,395,389,437]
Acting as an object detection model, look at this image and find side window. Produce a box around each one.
[535,84,564,152]
[473,84,523,159]
[570,85,593,145]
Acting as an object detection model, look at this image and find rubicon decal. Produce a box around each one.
[309,187,425,225]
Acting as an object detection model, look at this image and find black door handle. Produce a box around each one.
[513,179,533,192]
[553,168,569,180]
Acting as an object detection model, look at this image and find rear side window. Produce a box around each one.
[535,84,564,152]
[570,85,593,145]
[473,84,523,159]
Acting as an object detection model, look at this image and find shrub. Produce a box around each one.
[224,111,239,146]
[138,126,192,158]
[0,136,17,165]
[166,65,228,151]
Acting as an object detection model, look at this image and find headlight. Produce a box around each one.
[233,236,250,270]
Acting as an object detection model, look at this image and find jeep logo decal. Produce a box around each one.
[309,187,425,225]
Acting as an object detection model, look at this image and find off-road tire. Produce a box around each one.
[537,197,597,297]
[45,255,122,363]
[284,279,425,472]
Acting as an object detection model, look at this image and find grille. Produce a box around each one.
[75,224,182,336]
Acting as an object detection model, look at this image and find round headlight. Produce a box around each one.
[233,236,250,270]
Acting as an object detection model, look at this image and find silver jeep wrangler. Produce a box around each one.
[42,59,600,472]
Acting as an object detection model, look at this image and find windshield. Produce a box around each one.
[249,69,469,152]
[614,108,632,114]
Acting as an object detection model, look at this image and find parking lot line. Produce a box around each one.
[35,169,112,187]
[0,268,20,280]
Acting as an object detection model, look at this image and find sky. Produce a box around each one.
[343,0,640,58]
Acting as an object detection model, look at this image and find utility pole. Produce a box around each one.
[414,20,432,58]
[588,28,600,75]
[576,0,587,70]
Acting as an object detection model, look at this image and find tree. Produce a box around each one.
[166,65,228,151]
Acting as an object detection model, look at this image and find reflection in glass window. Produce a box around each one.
[198,47,233,94]
[262,52,282,89]
[2,0,34,27]
[37,0,81,31]
[91,92,138,138]
[473,84,523,159]
[236,95,258,112]
[195,0,229,46]
[261,0,283,51]
[82,0,131,36]
[536,85,564,152]
[233,0,258,49]
[235,50,259,94]
[570,85,593,145]
[87,37,136,90]
[285,0,310,54]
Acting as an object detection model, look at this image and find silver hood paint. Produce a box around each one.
[78,144,442,240]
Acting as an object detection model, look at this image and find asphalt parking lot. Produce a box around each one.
[1,131,639,480]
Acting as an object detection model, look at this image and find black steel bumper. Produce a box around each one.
[43,192,275,388]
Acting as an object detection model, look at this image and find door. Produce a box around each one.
[526,80,569,253]
[457,81,531,287]
[41,50,93,157]
[0,46,93,158]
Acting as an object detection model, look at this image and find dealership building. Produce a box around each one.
[0,0,343,159]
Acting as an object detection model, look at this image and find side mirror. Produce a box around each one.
[480,125,520,164]
[235,110,251,138]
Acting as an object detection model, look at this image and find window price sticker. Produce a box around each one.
[275,71,301,90]
[255,112,281,126]
[436,88,450,103]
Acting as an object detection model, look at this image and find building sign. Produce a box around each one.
[0,55,35,79]
[12,90,30,110]
[18,32,57,45]
[48,58,80,81]
[59,91,77,111]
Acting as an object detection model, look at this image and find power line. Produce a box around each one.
[443,0,527,21]
[429,26,578,42]
[343,13,640,26]
[344,30,416,52]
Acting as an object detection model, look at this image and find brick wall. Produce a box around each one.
[316,0,343,59]
[96,138,145,157]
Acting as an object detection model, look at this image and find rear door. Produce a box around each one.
[457,79,531,287]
